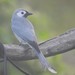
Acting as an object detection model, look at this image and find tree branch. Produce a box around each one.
[1,28,75,61]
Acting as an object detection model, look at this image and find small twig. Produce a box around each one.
[0,43,8,75]
[0,42,30,75]
[7,57,30,75]
[4,48,7,75]
[0,59,3,62]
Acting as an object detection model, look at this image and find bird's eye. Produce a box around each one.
[21,11,24,14]
[17,11,26,17]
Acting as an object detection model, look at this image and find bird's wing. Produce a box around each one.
[13,26,37,43]
[13,27,40,53]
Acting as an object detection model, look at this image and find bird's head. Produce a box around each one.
[14,9,32,18]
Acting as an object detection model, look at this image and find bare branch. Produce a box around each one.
[1,28,75,61]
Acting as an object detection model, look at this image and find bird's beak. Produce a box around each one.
[24,12,33,17]
[28,12,33,15]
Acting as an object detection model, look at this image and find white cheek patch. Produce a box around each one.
[17,12,24,17]
[17,11,26,17]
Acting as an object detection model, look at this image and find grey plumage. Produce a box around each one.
[11,9,57,73]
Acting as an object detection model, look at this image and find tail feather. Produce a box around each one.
[29,41,57,73]
[35,51,57,73]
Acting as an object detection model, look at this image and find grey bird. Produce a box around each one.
[11,9,57,73]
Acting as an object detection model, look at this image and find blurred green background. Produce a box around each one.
[0,0,75,75]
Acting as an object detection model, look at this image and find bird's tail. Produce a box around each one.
[29,41,57,73]
[34,49,57,73]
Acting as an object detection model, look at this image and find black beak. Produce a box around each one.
[27,12,33,16]
[24,12,33,17]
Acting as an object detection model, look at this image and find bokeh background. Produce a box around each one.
[0,0,75,75]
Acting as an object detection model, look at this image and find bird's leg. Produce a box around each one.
[18,41,26,46]
[19,43,30,53]
[19,43,22,46]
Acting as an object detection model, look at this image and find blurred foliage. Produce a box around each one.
[0,0,75,75]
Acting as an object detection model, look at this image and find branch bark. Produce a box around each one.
[1,28,75,61]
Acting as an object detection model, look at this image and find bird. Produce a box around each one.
[11,8,57,74]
